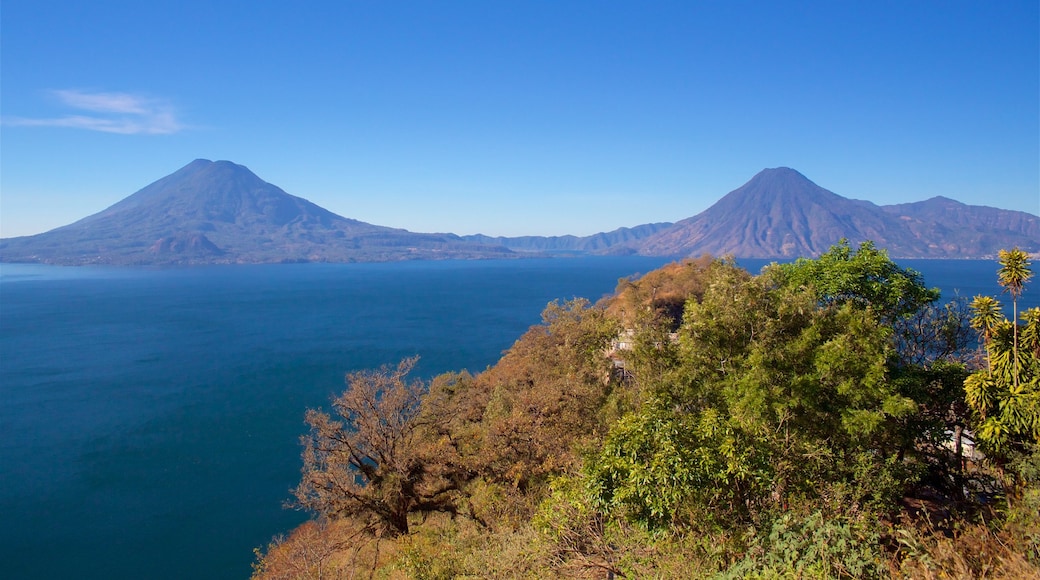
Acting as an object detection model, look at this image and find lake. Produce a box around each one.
[0,256,1035,579]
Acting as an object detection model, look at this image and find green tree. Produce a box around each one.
[1023,307,1040,359]
[775,239,940,323]
[965,251,1040,463]
[971,295,1004,375]
[998,248,1033,389]
[588,257,923,528]
[779,242,975,494]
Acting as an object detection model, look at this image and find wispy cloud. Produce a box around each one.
[4,89,184,135]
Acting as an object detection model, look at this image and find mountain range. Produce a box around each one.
[1,160,1036,265]
[636,166,1039,258]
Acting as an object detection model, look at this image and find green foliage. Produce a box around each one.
[534,473,736,578]
[775,239,939,322]
[717,511,886,580]
[532,475,620,574]
[999,248,1034,395]
[998,248,1033,302]
[586,402,762,528]
[970,295,1004,339]
[1023,307,1040,358]
[588,254,927,530]
[1006,445,1040,562]
[395,514,552,579]
[965,252,1040,460]
[395,522,471,580]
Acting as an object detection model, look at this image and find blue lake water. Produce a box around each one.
[0,256,1036,579]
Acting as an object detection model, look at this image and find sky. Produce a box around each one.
[2,1,1038,238]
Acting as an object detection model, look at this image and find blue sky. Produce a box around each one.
[2,1,1037,238]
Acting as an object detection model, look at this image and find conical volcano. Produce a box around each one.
[639,168,935,257]
[0,160,513,264]
[76,159,344,228]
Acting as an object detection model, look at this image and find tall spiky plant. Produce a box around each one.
[1022,307,1040,359]
[965,251,1039,458]
[970,295,1003,375]
[997,249,1033,389]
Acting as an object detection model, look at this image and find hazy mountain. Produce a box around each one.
[635,168,1039,258]
[877,196,1040,256]
[0,160,515,265]
[461,223,673,254]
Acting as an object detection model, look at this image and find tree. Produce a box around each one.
[970,295,1004,374]
[775,239,939,323]
[1023,307,1040,359]
[466,298,621,490]
[998,248,1033,389]
[292,357,462,536]
[965,251,1040,464]
[588,258,924,528]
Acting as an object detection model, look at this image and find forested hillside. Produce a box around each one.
[254,242,1040,579]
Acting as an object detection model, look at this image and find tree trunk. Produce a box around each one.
[387,509,409,536]
[953,424,965,502]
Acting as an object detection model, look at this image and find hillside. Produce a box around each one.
[253,247,1040,578]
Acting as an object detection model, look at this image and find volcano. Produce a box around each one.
[0,160,514,265]
[635,168,1039,258]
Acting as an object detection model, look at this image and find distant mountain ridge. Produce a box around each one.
[879,195,1040,256]
[462,223,673,254]
[1,161,1035,265]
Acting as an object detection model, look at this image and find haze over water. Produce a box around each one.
[0,257,1035,579]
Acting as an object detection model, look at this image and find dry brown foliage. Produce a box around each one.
[606,254,714,327]
[251,518,398,580]
[293,357,463,536]
[462,299,619,491]
[890,518,1040,579]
